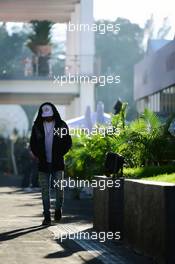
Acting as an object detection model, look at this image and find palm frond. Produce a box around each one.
[141,108,161,131]
[130,118,147,133]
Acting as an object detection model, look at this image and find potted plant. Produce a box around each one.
[26,20,53,76]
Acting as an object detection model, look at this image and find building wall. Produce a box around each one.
[136,85,175,115]
[134,40,175,106]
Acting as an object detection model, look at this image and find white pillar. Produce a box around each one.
[74,4,81,74]
[72,97,81,117]
[79,0,95,75]
[79,0,95,115]
[65,11,77,75]
[66,0,94,75]
[65,30,71,75]
[65,97,81,120]
[70,11,77,74]
[80,82,95,115]
[65,0,95,118]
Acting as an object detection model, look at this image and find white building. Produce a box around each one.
[0,0,95,120]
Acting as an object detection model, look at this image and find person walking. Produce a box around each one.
[30,102,72,225]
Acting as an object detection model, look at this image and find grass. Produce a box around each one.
[124,165,175,179]
[141,173,175,183]
[124,165,175,183]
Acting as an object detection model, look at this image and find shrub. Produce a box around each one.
[65,107,175,179]
[65,132,116,180]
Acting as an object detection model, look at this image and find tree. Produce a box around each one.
[143,15,171,43]
[157,17,171,39]
[0,23,29,78]
[27,20,53,52]
[95,18,144,120]
[26,20,54,76]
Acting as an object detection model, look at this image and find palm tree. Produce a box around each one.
[128,109,165,165]
[27,20,53,76]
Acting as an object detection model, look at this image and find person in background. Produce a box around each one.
[21,142,32,190]
[30,102,72,225]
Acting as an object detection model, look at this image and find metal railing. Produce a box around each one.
[0,55,101,80]
[0,56,65,80]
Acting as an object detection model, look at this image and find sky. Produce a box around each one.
[94,0,173,26]
[93,0,174,38]
[52,0,175,42]
[5,0,175,40]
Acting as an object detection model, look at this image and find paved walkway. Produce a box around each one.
[0,187,153,264]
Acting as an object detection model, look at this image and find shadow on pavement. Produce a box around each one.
[0,225,47,242]
[45,238,103,264]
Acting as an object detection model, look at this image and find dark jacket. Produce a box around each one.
[30,102,72,172]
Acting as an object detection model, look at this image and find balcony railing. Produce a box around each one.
[0,54,101,81]
[0,56,65,80]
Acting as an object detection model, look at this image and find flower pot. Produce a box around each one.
[35,45,51,56]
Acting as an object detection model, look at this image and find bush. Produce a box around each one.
[65,132,117,180]
[65,107,175,180]
[116,109,168,167]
